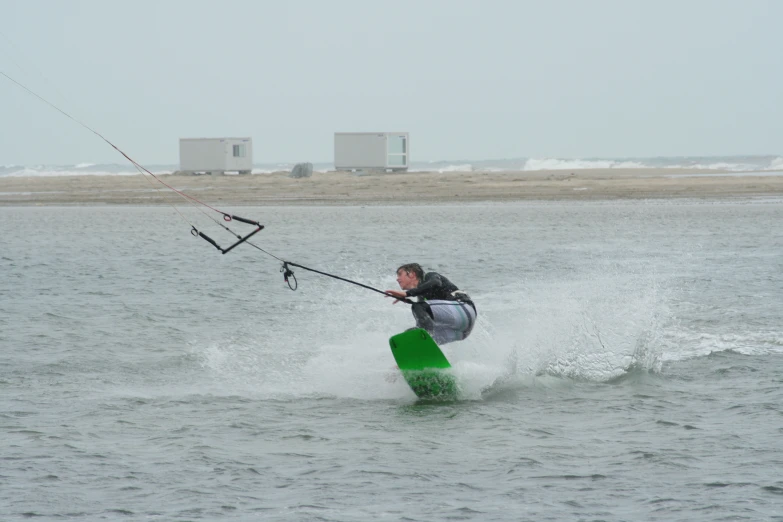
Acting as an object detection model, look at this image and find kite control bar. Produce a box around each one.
[192,214,264,255]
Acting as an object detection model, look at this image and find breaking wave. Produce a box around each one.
[2,156,781,177]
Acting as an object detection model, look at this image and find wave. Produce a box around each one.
[769,156,783,170]
[1,167,160,177]
[523,158,647,171]
[410,163,474,173]
[661,331,783,361]
[2,156,781,177]
[521,156,783,172]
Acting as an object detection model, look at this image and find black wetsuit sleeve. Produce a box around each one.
[406,272,443,298]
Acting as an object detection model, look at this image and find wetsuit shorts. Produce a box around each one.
[414,299,477,345]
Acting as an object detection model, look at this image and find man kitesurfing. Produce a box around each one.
[2,61,469,399]
[386,263,477,345]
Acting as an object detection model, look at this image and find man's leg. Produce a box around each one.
[411,301,435,331]
[427,300,477,345]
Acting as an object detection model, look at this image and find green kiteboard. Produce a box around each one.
[389,328,458,400]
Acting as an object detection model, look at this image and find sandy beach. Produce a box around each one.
[1,168,782,206]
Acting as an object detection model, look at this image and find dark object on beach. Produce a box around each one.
[290,163,313,178]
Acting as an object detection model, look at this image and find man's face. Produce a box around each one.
[396,269,419,290]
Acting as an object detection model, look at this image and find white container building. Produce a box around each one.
[334,132,409,172]
[179,137,253,175]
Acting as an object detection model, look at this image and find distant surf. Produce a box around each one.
[1,155,781,177]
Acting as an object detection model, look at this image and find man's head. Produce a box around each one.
[396,263,424,290]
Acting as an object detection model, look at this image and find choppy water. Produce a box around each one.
[2,200,782,521]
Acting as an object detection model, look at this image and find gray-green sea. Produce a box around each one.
[2,199,782,521]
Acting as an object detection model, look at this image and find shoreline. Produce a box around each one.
[2,168,783,206]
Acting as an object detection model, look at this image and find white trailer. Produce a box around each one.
[334,132,409,172]
[179,137,253,175]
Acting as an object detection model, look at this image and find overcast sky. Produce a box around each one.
[1,0,780,165]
